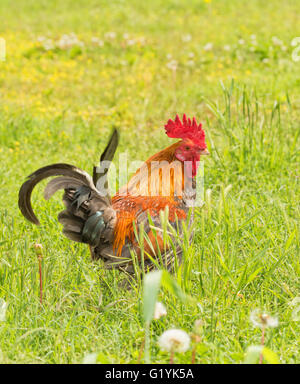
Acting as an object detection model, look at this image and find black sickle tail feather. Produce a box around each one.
[93,128,119,192]
[18,129,119,247]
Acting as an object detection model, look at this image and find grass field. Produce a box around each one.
[0,0,299,363]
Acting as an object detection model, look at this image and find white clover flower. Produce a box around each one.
[0,299,8,322]
[42,39,54,51]
[272,36,283,46]
[91,37,104,47]
[57,34,83,50]
[105,31,116,40]
[188,52,195,58]
[262,58,269,64]
[186,60,195,66]
[166,60,178,71]
[57,38,68,49]
[223,45,231,51]
[153,302,167,320]
[203,42,213,51]
[250,309,279,328]
[250,34,256,40]
[158,329,190,353]
[238,39,245,45]
[182,34,192,42]
[126,39,136,46]
[37,36,46,42]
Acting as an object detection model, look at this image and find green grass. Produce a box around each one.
[0,0,299,363]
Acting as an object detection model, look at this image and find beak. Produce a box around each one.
[199,148,210,156]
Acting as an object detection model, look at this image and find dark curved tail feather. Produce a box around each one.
[18,129,119,247]
[93,128,119,190]
[18,163,99,225]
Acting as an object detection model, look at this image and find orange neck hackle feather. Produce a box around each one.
[112,141,188,255]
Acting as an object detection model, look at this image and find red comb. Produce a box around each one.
[164,114,206,148]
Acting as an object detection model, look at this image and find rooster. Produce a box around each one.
[18,115,209,273]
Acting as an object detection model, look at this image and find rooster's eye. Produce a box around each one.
[185,146,190,150]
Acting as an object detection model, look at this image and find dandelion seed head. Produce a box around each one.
[153,302,167,320]
[82,353,97,364]
[250,309,279,328]
[158,329,190,353]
